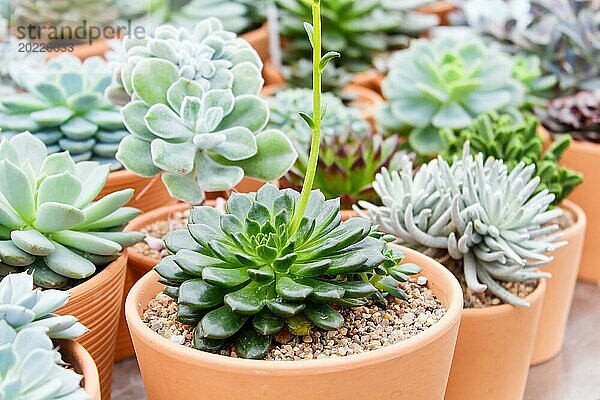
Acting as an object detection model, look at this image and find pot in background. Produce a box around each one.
[126,246,463,400]
[99,170,173,213]
[418,1,457,25]
[445,279,547,400]
[242,23,270,62]
[57,254,128,400]
[58,339,101,400]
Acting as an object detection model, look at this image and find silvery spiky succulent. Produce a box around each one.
[155,184,419,358]
[0,132,144,289]
[116,60,296,204]
[266,88,369,153]
[376,37,526,156]
[277,0,439,74]
[0,272,87,339]
[357,143,565,306]
[106,18,264,106]
[0,326,89,400]
[0,55,127,170]
[441,112,582,205]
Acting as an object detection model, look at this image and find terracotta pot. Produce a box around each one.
[556,139,599,283]
[531,200,586,365]
[125,245,462,400]
[58,339,101,400]
[47,39,111,60]
[261,84,383,130]
[241,23,270,62]
[351,69,384,95]
[418,1,457,26]
[57,254,128,400]
[262,60,287,86]
[445,278,547,400]
[98,170,173,213]
[114,202,192,361]
[341,209,358,221]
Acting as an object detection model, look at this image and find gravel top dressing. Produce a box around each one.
[142,279,446,360]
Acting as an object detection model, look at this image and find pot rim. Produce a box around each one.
[541,125,600,152]
[559,199,587,241]
[57,339,101,400]
[125,245,462,374]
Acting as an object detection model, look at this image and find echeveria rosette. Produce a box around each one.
[440,112,582,205]
[0,55,127,170]
[154,184,420,359]
[376,37,526,156]
[116,59,297,204]
[512,55,557,109]
[356,144,565,306]
[0,132,144,289]
[0,326,90,400]
[0,272,87,339]
[106,18,264,106]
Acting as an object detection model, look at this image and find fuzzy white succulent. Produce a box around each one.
[106,18,264,106]
[0,273,87,339]
[356,143,566,306]
[0,325,89,400]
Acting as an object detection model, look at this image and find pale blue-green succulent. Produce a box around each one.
[0,326,90,400]
[376,37,526,156]
[0,55,127,170]
[0,272,87,339]
[0,132,144,289]
[106,18,264,106]
[356,143,565,306]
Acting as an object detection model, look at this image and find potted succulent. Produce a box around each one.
[356,143,565,399]
[0,272,100,399]
[0,132,144,398]
[536,90,599,284]
[440,112,585,364]
[0,54,172,212]
[125,4,463,399]
[114,0,272,61]
[275,0,440,93]
[3,0,120,58]
[375,36,530,158]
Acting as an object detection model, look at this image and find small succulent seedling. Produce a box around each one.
[357,143,565,306]
[441,112,583,205]
[0,132,144,289]
[0,326,90,400]
[0,55,127,170]
[155,0,421,359]
[0,272,87,339]
[376,37,526,155]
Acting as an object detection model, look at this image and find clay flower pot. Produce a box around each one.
[351,69,384,95]
[241,23,270,62]
[445,279,547,400]
[557,139,598,283]
[418,1,457,26]
[58,339,101,400]
[57,254,128,400]
[531,201,587,364]
[99,170,173,213]
[46,39,112,60]
[125,246,462,400]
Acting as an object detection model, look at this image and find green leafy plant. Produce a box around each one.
[105,18,264,106]
[535,90,600,143]
[0,132,144,289]
[512,55,557,108]
[376,37,526,156]
[440,112,583,205]
[0,272,87,338]
[0,55,127,170]
[0,326,90,400]
[154,0,421,359]
[357,143,565,306]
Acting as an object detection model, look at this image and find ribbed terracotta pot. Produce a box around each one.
[445,278,547,400]
[98,170,173,213]
[126,246,462,400]
[58,339,101,400]
[418,1,457,25]
[557,139,599,283]
[242,23,270,62]
[531,200,586,365]
[57,254,128,400]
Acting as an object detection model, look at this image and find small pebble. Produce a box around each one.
[417,276,428,286]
